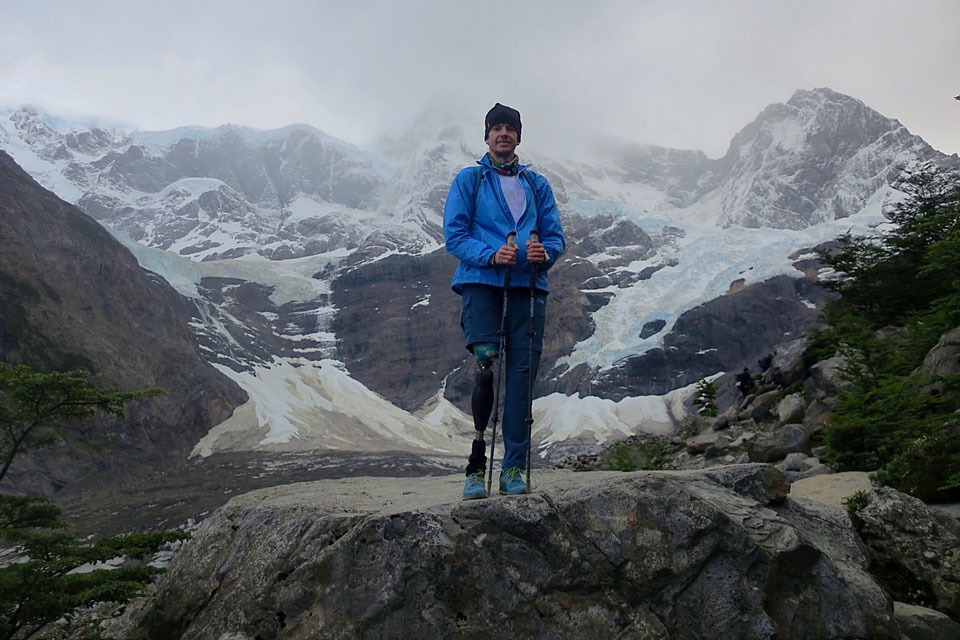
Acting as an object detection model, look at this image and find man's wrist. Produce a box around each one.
[488,253,496,266]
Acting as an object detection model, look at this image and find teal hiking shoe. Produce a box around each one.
[499,467,529,495]
[462,471,489,500]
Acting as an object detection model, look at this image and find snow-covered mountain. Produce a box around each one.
[2,89,954,460]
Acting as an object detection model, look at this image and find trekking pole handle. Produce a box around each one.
[503,232,516,288]
[529,230,539,276]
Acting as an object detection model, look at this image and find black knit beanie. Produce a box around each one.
[484,103,522,143]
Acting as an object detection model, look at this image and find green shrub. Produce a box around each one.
[640,441,676,471]
[602,441,639,472]
[842,490,870,513]
[782,379,805,396]
[601,440,676,472]
[869,427,960,502]
[692,379,718,417]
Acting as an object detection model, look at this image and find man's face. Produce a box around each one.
[486,123,519,159]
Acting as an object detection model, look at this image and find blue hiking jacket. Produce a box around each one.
[443,154,565,294]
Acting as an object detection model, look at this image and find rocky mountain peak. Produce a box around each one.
[10,105,45,128]
[714,87,942,230]
[788,87,905,154]
[725,87,911,168]
[377,105,480,166]
[9,107,62,157]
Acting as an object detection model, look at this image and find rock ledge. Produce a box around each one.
[108,466,899,639]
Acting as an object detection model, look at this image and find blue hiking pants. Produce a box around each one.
[461,284,546,472]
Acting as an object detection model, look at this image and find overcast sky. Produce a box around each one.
[2,0,958,158]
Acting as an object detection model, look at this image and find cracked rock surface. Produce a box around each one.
[853,487,960,621]
[106,465,899,639]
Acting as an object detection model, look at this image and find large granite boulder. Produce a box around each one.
[917,325,960,379]
[805,355,852,398]
[685,432,732,455]
[762,337,808,388]
[917,325,960,395]
[852,486,960,621]
[776,393,804,423]
[751,424,812,462]
[106,465,899,639]
[751,389,784,410]
[803,397,835,434]
[894,602,960,640]
[790,471,873,508]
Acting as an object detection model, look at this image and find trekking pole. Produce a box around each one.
[488,231,516,495]
[525,230,539,488]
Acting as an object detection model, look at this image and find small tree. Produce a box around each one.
[0,363,185,640]
[693,378,718,417]
[0,363,162,483]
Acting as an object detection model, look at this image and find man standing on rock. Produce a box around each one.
[444,103,565,499]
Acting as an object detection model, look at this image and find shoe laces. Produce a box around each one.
[501,467,537,489]
[502,467,524,483]
[466,471,485,484]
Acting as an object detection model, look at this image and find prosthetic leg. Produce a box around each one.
[463,345,498,500]
[466,360,494,476]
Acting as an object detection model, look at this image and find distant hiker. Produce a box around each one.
[443,103,565,499]
[758,352,774,372]
[735,367,755,398]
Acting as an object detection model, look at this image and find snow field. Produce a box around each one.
[192,358,471,457]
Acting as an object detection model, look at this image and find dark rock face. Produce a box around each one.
[190,277,332,371]
[166,133,272,204]
[109,466,899,639]
[332,252,464,411]
[89,144,182,193]
[640,319,667,339]
[0,151,246,491]
[567,275,835,400]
